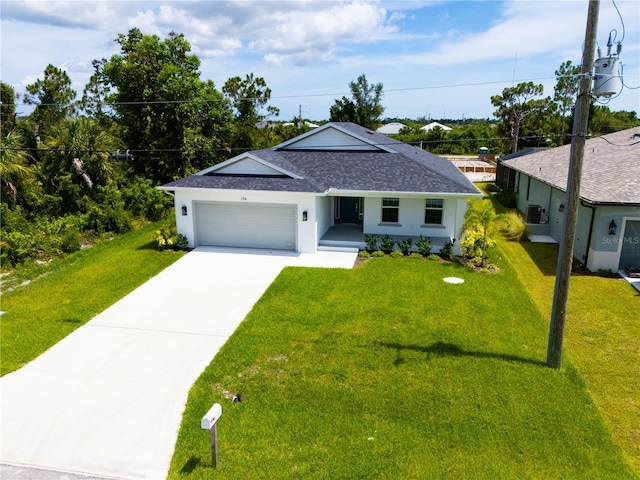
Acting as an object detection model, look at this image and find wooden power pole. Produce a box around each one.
[547,0,600,368]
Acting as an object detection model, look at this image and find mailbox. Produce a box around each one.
[201,403,222,430]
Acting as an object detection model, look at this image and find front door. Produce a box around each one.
[619,220,640,269]
[338,197,361,224]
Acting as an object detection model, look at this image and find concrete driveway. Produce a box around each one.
[0,247,356,479]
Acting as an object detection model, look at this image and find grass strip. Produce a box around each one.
[0,221,184,375]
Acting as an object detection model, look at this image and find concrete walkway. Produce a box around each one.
[1,247,356,479]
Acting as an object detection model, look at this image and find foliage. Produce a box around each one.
[0,129,34,203]
[390,249,404,258]
[330,74,384,129]
[96,28,234,183]
[154,225,188,251]
[23,64,77,139]
[554,60,581,139]
[491,82,552,153]
[372,250,386,258]
[396,238,413,255]
[364,233,379,252]
[1,82,16,127]
[223,73,279,150]
[380,234,395,254]
[495,187,518,208]
[428,253,441,261]
[500,210,528,242]
[416,235,432,256]
[461,200,500,267]
[358,250,371,259]
[440,238,456,257]
[120,176,172,221]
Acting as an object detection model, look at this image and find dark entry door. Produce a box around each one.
[339,197,361,224]
[619,220,640,269]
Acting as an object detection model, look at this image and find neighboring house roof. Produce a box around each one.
[498,147,549,162]
[376,122,406,135]
[421,122,452,131]
[161,122,481,196]
[501,127,640,204]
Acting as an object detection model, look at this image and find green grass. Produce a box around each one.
[476,182,640,473]
[0,220,184,375]
[498,238,640,474]
[168,255,636,479]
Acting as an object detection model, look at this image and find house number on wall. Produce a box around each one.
[240,197,247,201]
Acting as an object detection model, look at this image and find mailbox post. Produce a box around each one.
[201,403,222,468]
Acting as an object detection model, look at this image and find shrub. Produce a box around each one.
[500,210,527,242]
[409,252,423,259]
[154,226,188,251]
[120,176,172,221]
[460,228,496,263]
[372,250,386,258]
[380,234,395,254]
[364,234,379,252]
[440,238,456,257]
[428,253,440,261]
[416,235,432,256]
[358,250,371,259]
[390,250,404,258]
[495,188,517,208]
[397,238,413,255]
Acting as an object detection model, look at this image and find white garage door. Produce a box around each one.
[195,203,296,250]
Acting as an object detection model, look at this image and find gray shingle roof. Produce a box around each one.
[161,122,481,196]
[502,128,640,204]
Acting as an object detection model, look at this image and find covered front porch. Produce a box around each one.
[318,225,451,253]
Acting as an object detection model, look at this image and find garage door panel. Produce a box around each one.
[195,203,295,250]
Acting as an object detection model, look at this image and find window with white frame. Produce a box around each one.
[381,197,399,223]
[424,199,444,225]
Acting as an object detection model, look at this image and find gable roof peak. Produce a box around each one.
[273,122,398,153]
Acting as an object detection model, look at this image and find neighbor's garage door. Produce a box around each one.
[195,203,296,250]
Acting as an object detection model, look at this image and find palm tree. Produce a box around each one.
[460,199,499,267]
[43,117,117,191]
[0,130,33,201]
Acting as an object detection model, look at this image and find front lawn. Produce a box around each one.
[168,255,636,479]
[0,220,184,375]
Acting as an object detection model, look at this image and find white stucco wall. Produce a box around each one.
[361,196,465,254]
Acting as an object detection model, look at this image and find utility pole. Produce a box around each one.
[547,0,600,368]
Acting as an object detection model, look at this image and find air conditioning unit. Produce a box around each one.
[526,205,542,224]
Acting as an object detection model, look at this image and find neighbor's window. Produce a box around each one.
[424,199,444,225]
[382,197,399,223]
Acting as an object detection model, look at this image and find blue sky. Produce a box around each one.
[1,0,639,122]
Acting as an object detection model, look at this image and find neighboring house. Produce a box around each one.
[376,122,406,135]
[421,122,452,132]
[500,127,640,272]
[159,122,482,254]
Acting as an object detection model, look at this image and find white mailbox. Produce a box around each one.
[201,403,222,430]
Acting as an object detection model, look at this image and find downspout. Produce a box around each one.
[581,201,596,267]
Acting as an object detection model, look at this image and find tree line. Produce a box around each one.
[1,28,638,269]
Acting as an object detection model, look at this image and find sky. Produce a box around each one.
[1,0,639,122]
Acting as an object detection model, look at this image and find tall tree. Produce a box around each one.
[1,82,17,129]
[223,73,279,150]
[0,130,33,203]
[554,60,581,141]
[23,64,77,139]
[96,29,232,183]
[330,74,384,130]
[491,82,549,153]
[40,117,118,212]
